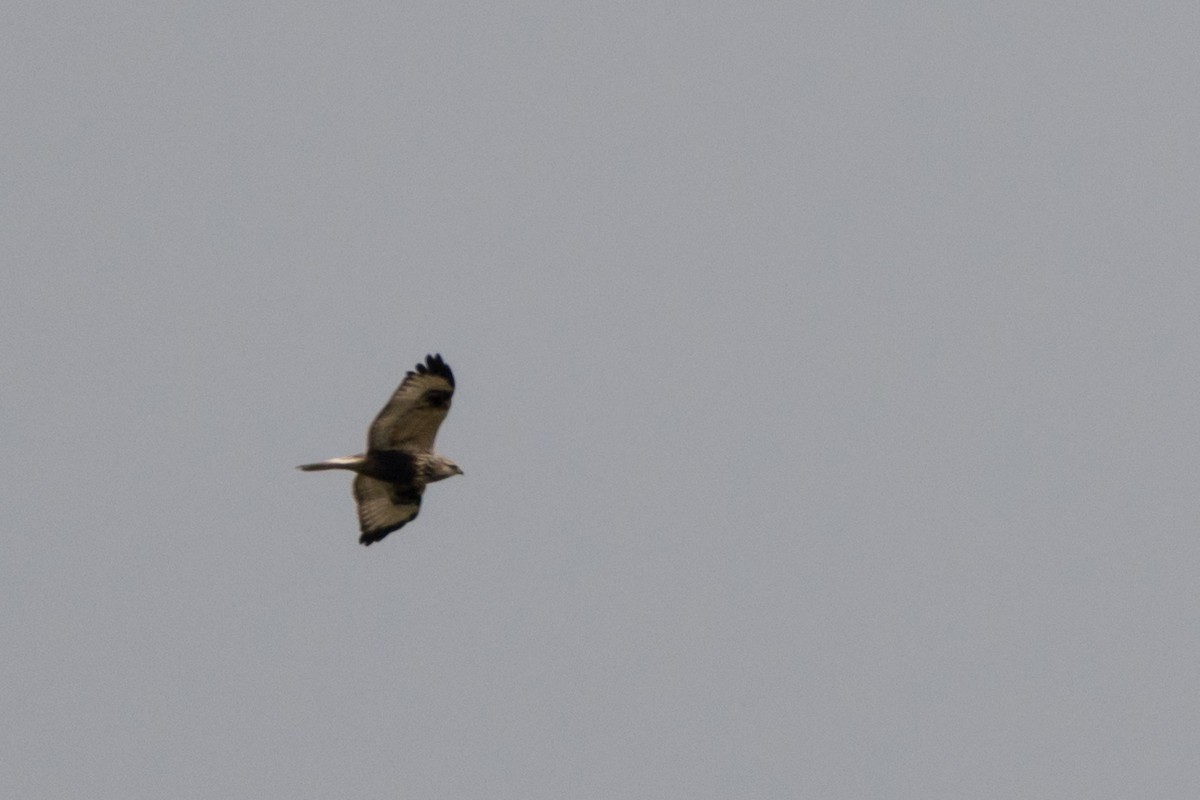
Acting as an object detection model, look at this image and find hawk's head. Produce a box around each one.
[420,454,464,483]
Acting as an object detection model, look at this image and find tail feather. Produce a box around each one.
[297,455,365,472]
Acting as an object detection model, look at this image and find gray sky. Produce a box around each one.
[5,2,1199,797]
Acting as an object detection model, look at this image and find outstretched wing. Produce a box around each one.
[367,354,455,453]
[353,474,423,545]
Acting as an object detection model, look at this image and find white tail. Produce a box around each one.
[297,454,366,472]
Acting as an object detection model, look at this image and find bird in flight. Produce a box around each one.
[298,353,462,545]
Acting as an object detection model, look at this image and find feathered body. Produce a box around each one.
[298,353,462,545]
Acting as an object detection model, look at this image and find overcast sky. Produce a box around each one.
[5,2,1200,798]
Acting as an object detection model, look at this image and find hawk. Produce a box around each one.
[298,353,462,545]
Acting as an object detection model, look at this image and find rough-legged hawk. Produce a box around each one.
[298,353,462,545]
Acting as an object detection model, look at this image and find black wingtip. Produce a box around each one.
[413,352,455,388]
[359,521,407,546]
